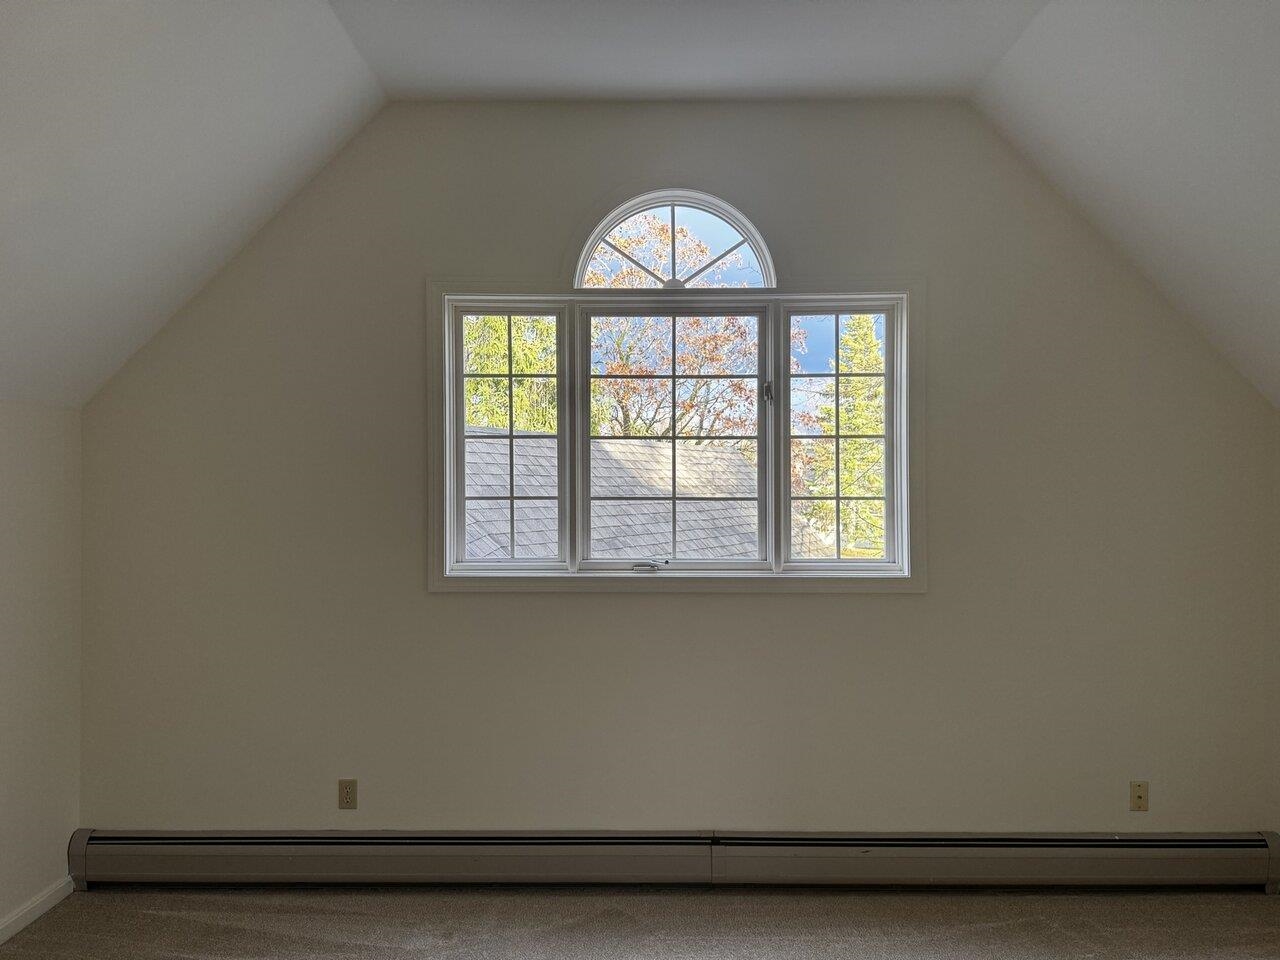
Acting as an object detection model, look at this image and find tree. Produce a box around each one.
[463,314,557,435]
[589,314,758,439]
[789,314,886,557]
[581,210,753,289]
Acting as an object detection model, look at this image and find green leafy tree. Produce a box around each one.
[463,314,558,434]
[789,314,886,557]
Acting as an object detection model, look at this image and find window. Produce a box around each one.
[584,311,766,568]
[438,192,916,589]
[576,189,775,289]
[459,311,566,565]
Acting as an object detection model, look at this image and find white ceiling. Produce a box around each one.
[980,1,1280,407]
[2,1,1278,407]
[329,0,1051,99]
[0,1,383,405]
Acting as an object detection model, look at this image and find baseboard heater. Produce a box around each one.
[70,830,1280,892]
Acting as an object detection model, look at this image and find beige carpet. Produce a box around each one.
[3,886,1279,959]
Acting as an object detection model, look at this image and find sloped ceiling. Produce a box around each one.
[979,1,1280,406]
[328,0,1051,98]
[0,1,383,405]
[2,0,1277,407]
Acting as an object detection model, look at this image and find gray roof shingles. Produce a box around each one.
[462,428,765,561]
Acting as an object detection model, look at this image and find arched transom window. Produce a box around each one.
[576,189,776,289]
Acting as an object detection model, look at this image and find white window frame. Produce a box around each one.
[575,298,773,574]
[431,286,924,593]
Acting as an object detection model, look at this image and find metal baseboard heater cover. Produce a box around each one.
[70,830,1280,892]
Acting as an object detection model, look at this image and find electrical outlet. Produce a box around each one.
[1129,780,1149,812]
[338,778,357,810]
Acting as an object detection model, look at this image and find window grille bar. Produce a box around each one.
[506,316,515,558]
[460,373,555,381]
[788,432,885,440]
[589,373,757,381]
[602,238,666,286]
[681,238,747,285]
[670,317,677,558]
[669,205,676,281]
[465,496,562,502]
[587,496,759,503]
[792,496,885,503]
[590,435,759,441]
[834,327,842,558]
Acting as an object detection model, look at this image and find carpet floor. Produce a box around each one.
[2,886,1278,959]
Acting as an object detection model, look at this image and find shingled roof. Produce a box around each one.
[463,429,763,560]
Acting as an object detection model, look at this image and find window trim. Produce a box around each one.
[430,283,925,594]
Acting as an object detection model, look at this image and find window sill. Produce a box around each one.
[430,569,925,594]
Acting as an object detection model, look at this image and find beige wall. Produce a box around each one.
[0,402,79,935]
[82,101,1280,832]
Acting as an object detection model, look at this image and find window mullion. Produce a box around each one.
[769,302,784,572]
[453,308,466,568]
[669,315,677,559]
[560,306,575,571]
[569,306,586,572]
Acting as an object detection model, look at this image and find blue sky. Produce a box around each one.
[791,315,885,372]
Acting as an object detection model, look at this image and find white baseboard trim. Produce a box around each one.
[0,876,74,946]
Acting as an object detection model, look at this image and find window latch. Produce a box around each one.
[631,559,671,573]
[763,381,775,404]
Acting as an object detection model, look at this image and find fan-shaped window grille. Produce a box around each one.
[576,190,776,289]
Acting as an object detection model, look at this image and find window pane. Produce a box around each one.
[840,499,886,559]
[591,378,673,436]
[790,315,836,374]
[790,439,836,497]
[838,313,886,373]
[462,315,508,374]
[604,206,673,280]
[581,245,661,289]
[677,501,758,560]
[791,499,837,559]
[790,376,835,435]
[464,439,509,497]
[676,440,756,498]
[675,316,757,375]
[511,315,557,374]
[514,500,559,559]
[513,438,557,497]
[513,377,556,434]
[676,378,756,436]
[591,439,672,497]
[675,205,743,280]
[464,378,508,433]
[591,316,672,375]
[840,439,885,497]
[839,376,885,435]
[590,500,672,559]
[464,500,510,560]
